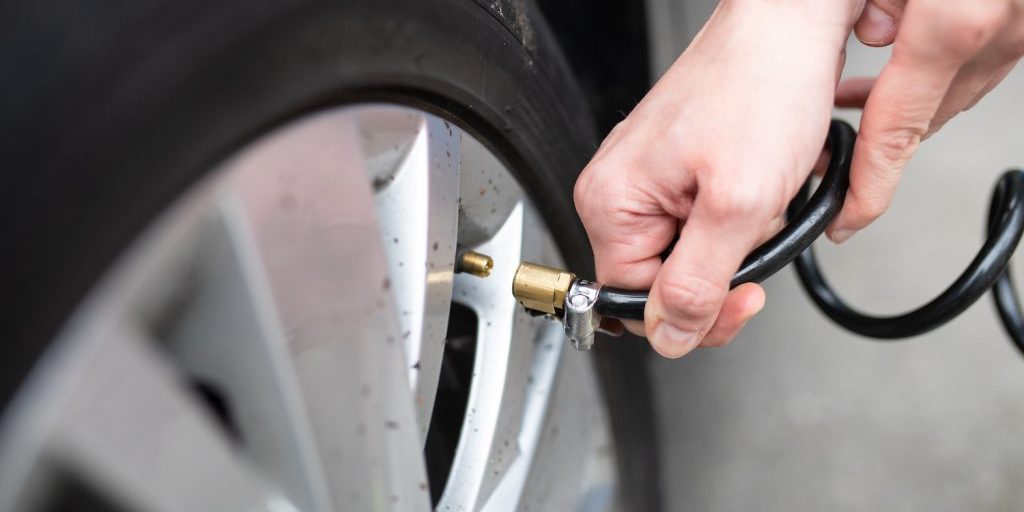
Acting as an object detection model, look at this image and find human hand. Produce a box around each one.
[574,1,857,357]
[828,0,1024,242]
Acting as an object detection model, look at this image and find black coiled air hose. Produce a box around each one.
[592,119,1024,354]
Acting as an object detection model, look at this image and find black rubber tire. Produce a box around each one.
[0,0,661,509]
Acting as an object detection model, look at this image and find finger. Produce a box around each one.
[962,58,1019,112]
[646,185,774,358]
[930,31,1021,136]
[835,76,876,109]
[811,149,831,180]
[829,0,1009,243]
[583,214,672,336]
[758,215,786,245]
[593,249,661,337]
[701,283,766,347]
[855,0,906,47]
[835,47,848,88]
[954,16,1024,116]
[575,164,682,336]
[928,60,1012,138]
[575,168,678,292]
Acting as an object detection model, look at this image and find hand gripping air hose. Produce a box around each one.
[589,119,1024,354]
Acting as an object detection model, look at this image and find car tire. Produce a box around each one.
[0,0,662,509]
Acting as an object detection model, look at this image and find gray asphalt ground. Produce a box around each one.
[645,2,1024,510]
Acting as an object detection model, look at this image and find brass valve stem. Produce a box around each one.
[456,248,494,278]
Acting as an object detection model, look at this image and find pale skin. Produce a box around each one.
[574,0,1024,358]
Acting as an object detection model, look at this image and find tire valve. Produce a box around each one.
[456,247,494,278]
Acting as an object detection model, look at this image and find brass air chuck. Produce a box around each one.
[511,262,575,317]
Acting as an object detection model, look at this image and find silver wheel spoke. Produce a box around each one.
[439,203,554,509]
[359,106,461,439]
[159,197,332,512]
[49,324,290,512]
[220,110,429,509]
[515,341,617,512]
[482,322,564,511]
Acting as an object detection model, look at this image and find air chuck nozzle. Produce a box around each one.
[512,262,575,316]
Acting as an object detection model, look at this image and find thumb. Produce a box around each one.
[855,0,905,47]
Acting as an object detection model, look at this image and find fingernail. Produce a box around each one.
[858,3,894,45]
[653,322,701,358]
[830,228,855,244]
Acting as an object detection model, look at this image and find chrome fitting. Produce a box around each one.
[564,280,602,350]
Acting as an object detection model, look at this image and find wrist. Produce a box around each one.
[716,0,862,46]
[722,0,862,18]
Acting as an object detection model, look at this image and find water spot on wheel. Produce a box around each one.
[372,174,395,191]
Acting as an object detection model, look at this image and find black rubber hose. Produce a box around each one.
[594,119,856,321]
[989,180,1024,355]
[793,169,1024,339]
[993,261,1024,354]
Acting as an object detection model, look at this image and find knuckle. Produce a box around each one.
[852,191,892,223]
[867,126,923,167]
[921,1,1009,55]
[659,273,724,322]
[593,119,631,159]
[702,184,777,220]
[1009,28,1024,56]
[573,171,594,218]
[606,119,629,140]
[573,163,615,222]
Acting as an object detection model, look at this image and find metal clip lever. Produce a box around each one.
[563,280,626,350]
